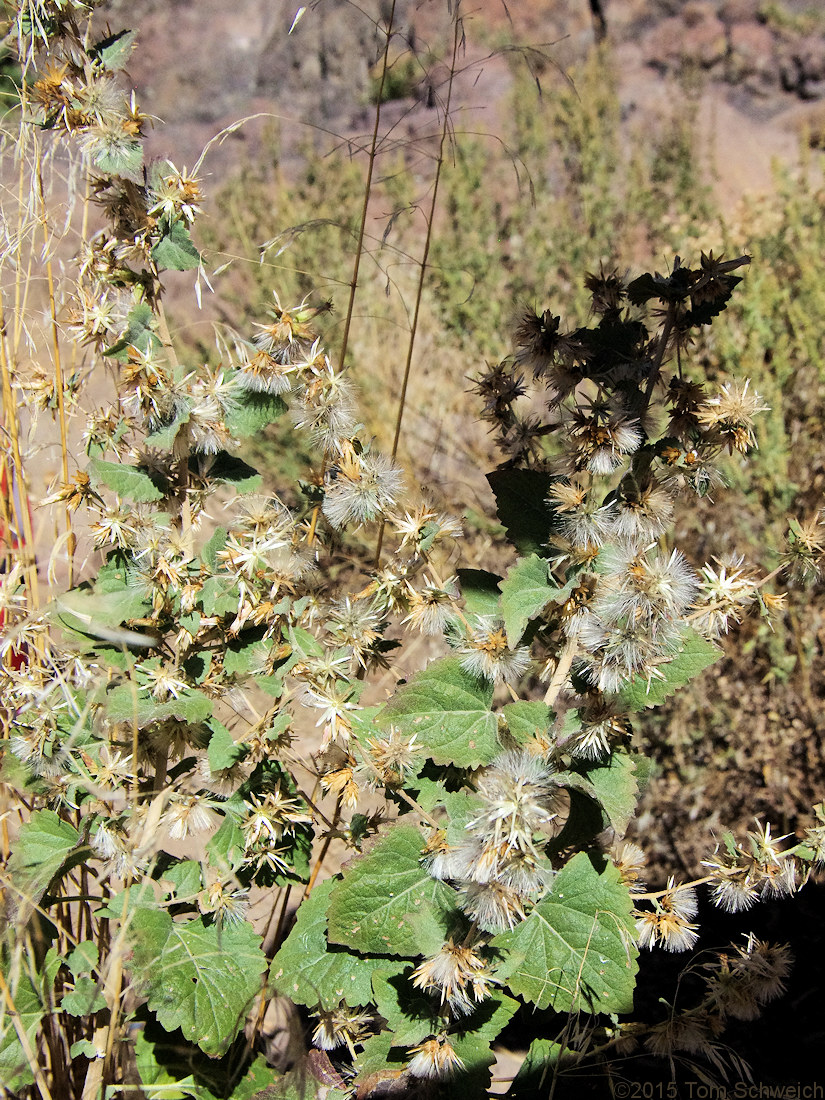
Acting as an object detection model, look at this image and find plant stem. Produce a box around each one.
[375,12,462,567]
[544,636,578,707]
[37,153,74,587]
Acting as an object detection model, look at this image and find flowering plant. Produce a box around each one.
[1,2,824,1098]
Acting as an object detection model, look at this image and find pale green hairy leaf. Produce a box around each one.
[500,699,552,745]
[133,1030,200,1099]
[105,683,213,724]
[509,1037,566,1097]
[557,752,639,837]
[327,825,457,958]
[272,878,401,1009]
[88,457,164,502]
[0,969,43,1091]
[103,301,158,360]
[492,853,638,1013]
[131,911,266,1056]
[370,966,439,1045]
[378,657,498,767]
[447,993,520,1091]
[499,554,574,647]
[152,219,201,271]
[456,568,502,617]
[224,386,287,438]
[620,627,722,710]
[7,810,80,904]
[90,28,138,70]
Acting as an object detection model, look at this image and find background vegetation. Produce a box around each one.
[199,44,825,877]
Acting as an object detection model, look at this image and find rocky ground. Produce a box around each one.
[112,0,825,209]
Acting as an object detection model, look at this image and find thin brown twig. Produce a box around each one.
[374,11,462,568]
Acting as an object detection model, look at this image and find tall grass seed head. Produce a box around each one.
[644,1012,715,1058]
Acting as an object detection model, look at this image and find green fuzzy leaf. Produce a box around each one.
[94,137,143,177]
[105,683,213,725]
[131,910,266,1056]
[200,574,240,617]
[201,527,227,571]
[500,700,552,746]
[500,555,575,648]
[379,657,498,768]
[447,994,520,1092]
[178,611,200,637]
[133,1030,199,1099]
[89,27,138,70]
[227,1055,283,1098]
[619,627,722,711]
[486,469,554,556]
[509,1038,565,1097]
[207,720,242,772]
[556,753,639,837]
[151,218,201,271]
[103,301,158,360]
[456,568,502,617]
[95,882,158,919]
[163,860,203,900]
[206,817,245,874]
[67,941,99,978]
[271,878,397,1009]
[62,975,106,1017]
[69,1039,100,1060]
[0,968,43,1091]
[7,810,80,904]
[224,632,271,676]
[145,409,190,451]
[492,854,638,1014]
[88,457,164,502]
[355,1032,407,1080]
[499,554,547,646]
[55,586,150,642]
[327,825,457,958]
[442,790,485,847]
[224,387,287,438]
[371,966,439,1045]
[204,452,262,493]
[288,623,325,659]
